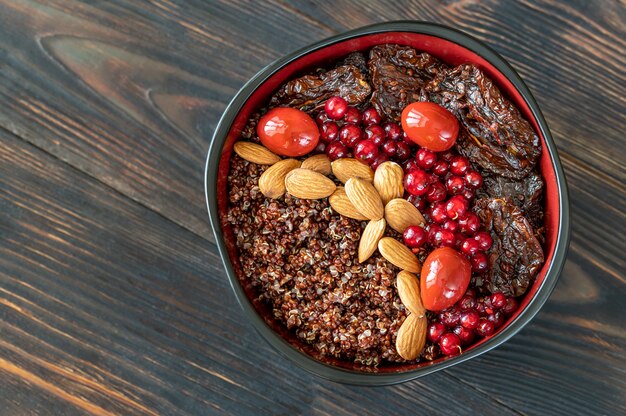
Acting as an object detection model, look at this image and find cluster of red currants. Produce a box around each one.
[427,290,519,356]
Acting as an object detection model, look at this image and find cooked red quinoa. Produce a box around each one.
[226,155,409,365]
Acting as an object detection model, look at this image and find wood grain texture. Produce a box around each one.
[1,0,625,414]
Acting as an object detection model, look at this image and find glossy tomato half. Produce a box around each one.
[401,102,459,152]
[420,247,472,311]
[257,107,319,157]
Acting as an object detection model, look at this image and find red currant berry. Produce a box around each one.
[446,195,469,220]
[403,158,419,173]
[425,181,447,203]
[501,297,518,316]
[454,325,475,345]
[384,122,403,140]
[416,148,437,170]
[354,140,379,164]
[313,142,326,154]
[406,194,426,211]
[446,175,465,195]
[316,111,330,125]
[362,107,381,126]
[439,333,462,355]
[473,231,493,251]
[464,170,483,189]
[460,238,480,256]
[442,219,458,233]
[458,294,477,311]
[470,252,489,273]
[440,150,455,161]
[370,153,389,171]
[432,160,449,176]
[324,96,348,120]
[320,121,339,143]
[429,202,448,223]
[325,141,348,161]
[344,107,361,125]
[450,155,470,176]
[439,309,461,327]
[460,310,480,330]
[458,212,480,235]
[487,311,505,328]
[427,322,446,343]
[339,124,362,148]
[382,140,397,157]
[461,188,475,202]
[395,141,411,161]
[364,125,385,145]
[490,292,507,309]
[431,228,455,247]
[403,225,427,248]
[475,319,495,337]
[404,169,431,196]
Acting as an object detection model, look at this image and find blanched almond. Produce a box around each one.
[373,161,404,205]
[259,159,301,199]
[285,168,336,199]
[233,141,280,165]
[329,187,368,220]
[378,237,421,273]
[301,154,332,176]
[395,313,427,360]
[345,178,384,220]
[331,158,374,183]
[358,218,386,263]
[384,198,426,233]
[397,271,426,316]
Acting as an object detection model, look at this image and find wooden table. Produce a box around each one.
[1,1,624,414]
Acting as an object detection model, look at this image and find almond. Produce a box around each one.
[395,313,427,360]
[384,198,426,233]
[233,141,280,165]
[344,177,384,220]
[301,154,332,176]
[285,168,336,199]
[259,159,301,199]
[373,161,404,205]
[397,271,426,316]
[377,237,421,273]
[329,187,368,220]
[358,218,386,263]
[331,158,374,184]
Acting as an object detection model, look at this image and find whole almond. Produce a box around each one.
[385,198,426,233]
[301,154,332,176]
[233,141,280,165]
[331,158,374,183]
[397,271,426,316]
[374,161,404,205]
[358,218,386,263]
[395,313,427,360]
[345,178,384,220]
[378,237,421,273]
[259,159,301,199]
[285,168,336,199]
[329,187,368,220]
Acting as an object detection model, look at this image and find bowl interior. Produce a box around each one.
[213,31,560,374]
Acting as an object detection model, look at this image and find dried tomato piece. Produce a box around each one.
[473,198,544,296]
[269,64,371,112]
[426,65,541,179]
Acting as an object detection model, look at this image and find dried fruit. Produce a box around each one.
[378,237,421,273]
[285,168,336,199]
[331,158,375,184]
[258,159,301,199]
[344,177,384,220]
[301,154,332,176]
[384,198,426,233]
[395,313,427,360]
[329,187,368,220]
[233,141,280,165]
[358,218,386,263]
[397,271,426,316]
[373,161,404,205]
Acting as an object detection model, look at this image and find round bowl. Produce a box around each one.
[204,21,570,385]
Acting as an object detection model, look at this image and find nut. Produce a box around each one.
[344,177,384,220]
[358,218,386,263]
[301,154,332,176]
[329,187,368,220]
[285,168,336,199]
[233,141,280,165]
[373,161,404,205]
[331,158,374,184]
[395,313,427,360]
[378,237,421,273]
[384,198,426,233]
[259,159,301,199]
[396,271,426,316]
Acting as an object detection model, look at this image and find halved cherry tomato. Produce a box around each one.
[420,247,472,311]
[257,107,319,157]
[401,102,459,152]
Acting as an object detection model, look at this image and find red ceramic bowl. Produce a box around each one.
[205,22,570,385]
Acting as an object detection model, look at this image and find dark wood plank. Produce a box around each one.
[0,131,519,415]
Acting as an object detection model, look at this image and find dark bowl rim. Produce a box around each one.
[204,21,571,385]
